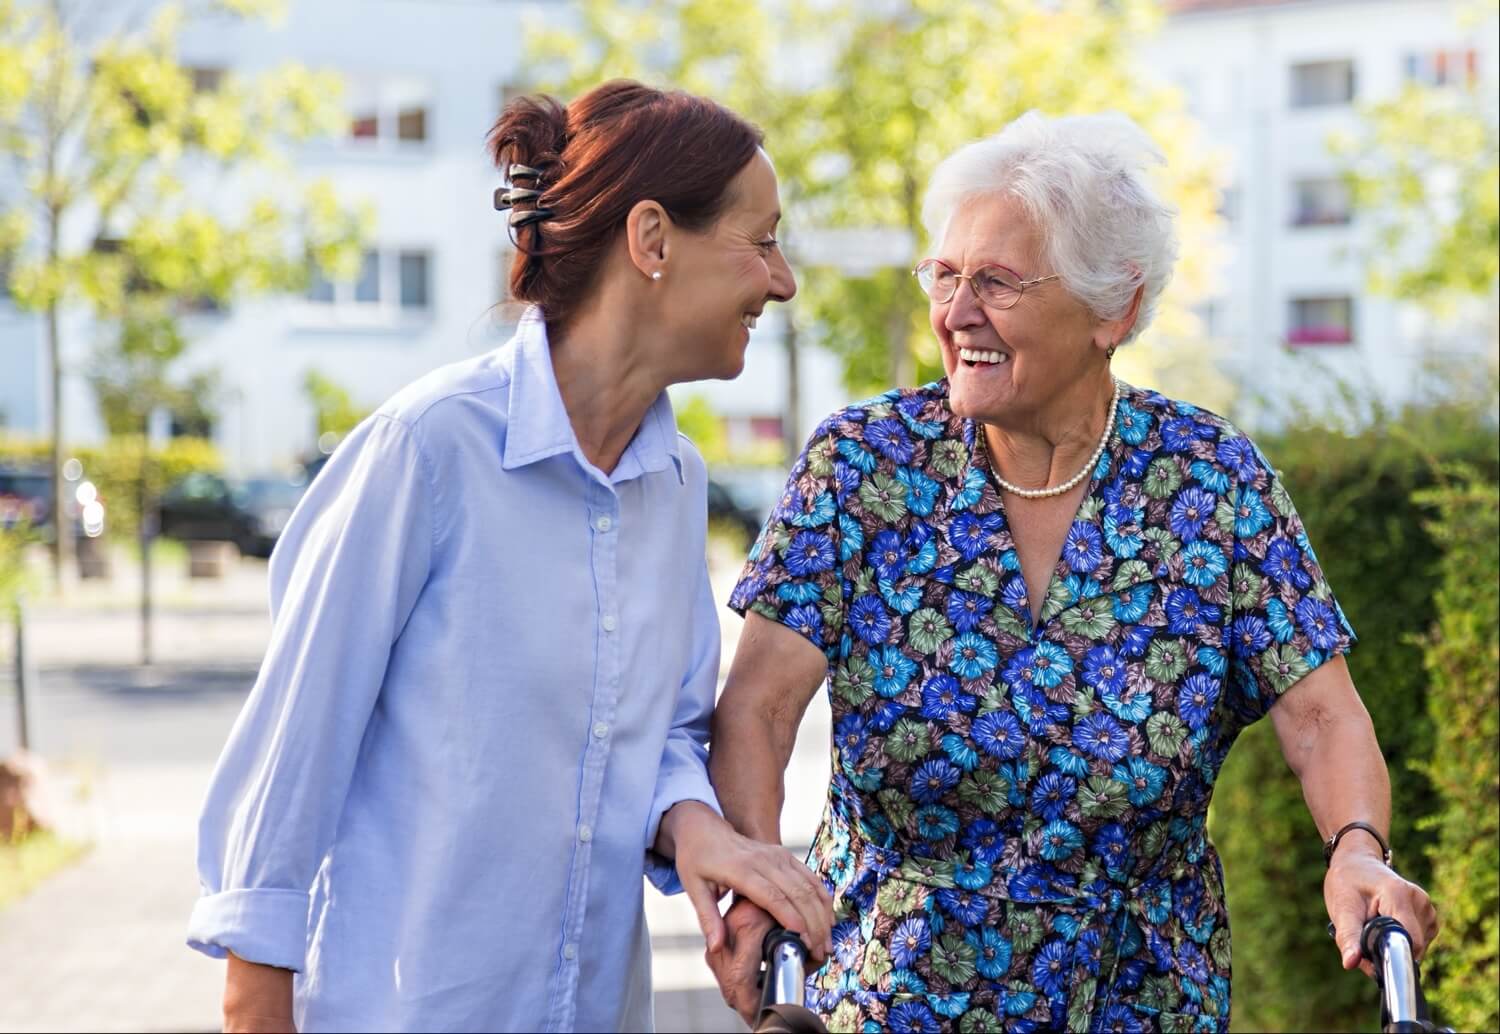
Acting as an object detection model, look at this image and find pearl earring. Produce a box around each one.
[651,271,663,281]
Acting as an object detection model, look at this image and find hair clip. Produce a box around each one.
[494,186,542,211]
[509,207,555,229]
[508,163,543,183]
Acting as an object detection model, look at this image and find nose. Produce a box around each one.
[942,275,984,333]
[768,246,797,303]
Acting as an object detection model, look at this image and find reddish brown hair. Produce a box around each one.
[488,80,764,330]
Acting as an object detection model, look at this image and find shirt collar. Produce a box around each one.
[502,308,685,485]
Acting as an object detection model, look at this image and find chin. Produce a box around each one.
[700,353,746,382]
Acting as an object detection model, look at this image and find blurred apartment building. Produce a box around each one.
[0,0,1494,473]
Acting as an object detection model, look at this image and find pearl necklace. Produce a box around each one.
[976,379,1121,499]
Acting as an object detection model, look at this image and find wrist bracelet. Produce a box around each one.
[1323,821,1392,868]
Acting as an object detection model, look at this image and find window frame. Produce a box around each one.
[299,245,435,328]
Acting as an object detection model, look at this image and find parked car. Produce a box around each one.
[0,464,107,542]
[157,471,306,558]
[706,472,771,542]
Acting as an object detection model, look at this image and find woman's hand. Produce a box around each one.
[1324,845,1439,976]
[657,800,832,960]
[1270,660,1439,976]
[705,897,781,1026]
[223,953,295,1033]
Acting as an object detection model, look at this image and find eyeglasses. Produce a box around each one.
[912,258,1059,309]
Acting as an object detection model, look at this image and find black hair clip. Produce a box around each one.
[508,207,555,229]
[493,186,542,211]
[495,163,554,232]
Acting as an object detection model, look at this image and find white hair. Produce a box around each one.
[921,111,1178,346]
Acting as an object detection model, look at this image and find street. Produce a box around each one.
[0,546,832,1033]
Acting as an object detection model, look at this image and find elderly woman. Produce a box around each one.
[706,112,1437,1032]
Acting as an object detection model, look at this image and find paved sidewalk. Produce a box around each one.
[0,764,224,1034]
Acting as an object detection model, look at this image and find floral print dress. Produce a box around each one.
[728,381,1355,1033]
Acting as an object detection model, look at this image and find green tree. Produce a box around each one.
[302,369,369,440]
[87,308,217,437]
[1334,4,1499,313]
[1416,471,1500,1031]
[0,0,369,584]
[671,392,729,465]
[526,0,1230,411]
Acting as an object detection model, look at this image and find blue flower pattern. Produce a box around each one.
[730,381,1353,1032]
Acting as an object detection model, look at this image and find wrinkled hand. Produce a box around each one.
[706,897,780,1026]
[661,802,832,962]
[1325,850,1439,977]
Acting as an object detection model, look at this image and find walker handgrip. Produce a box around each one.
[753,927,827,1034]
[1360,915,1450,1034]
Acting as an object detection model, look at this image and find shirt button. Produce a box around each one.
[601,614,618,633]
[593,722,610,739]
[563,943,578,961]
[595,515,612,532]
[578,824,593,843]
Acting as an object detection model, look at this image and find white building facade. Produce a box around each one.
[1141,0,1499,422]
[0,0,1494,473]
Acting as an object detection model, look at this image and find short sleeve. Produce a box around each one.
[1224,440,1356,725]
[728,421,845,662]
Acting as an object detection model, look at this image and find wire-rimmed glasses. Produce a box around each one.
[912,257,1059,309]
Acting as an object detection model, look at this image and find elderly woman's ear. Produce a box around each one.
[1096,282,1146,355]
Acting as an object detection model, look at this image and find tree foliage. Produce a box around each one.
[1210,396,1498,1032]
[1416,470,1500,1033]
[0,0,368,577]
[0,0,368,317]
[302,369,369,440]
[1333,1,1500,313]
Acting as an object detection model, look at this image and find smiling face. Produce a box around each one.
[657,149,797,382]
[930,194,1114,427]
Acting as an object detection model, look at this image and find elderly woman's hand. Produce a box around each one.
[657,801,833,961]
[705,896,780,1025]
[1324,845,1439,976]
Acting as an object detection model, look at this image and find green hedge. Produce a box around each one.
[0,435,222,541]
[1210,400,1498,1032]
[1417,472,1499,1033]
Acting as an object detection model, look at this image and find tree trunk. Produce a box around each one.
[890,162,920,388]
[888,295,914,388]
[138,444,152,666]
[782,305,802,462]
[46,296,68,590]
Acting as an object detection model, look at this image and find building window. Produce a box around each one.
[306,265,336,304]
[345,75,431,147]
[304,247,433,323]
[1291,178,1351,227]
[1288,296,1354,346]
[1405,49,1480,87]
[353,250,381,304]
[1290,60,1356,107]
[189,66,225,93]
[398,251,430,309]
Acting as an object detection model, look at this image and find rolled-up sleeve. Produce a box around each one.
[187,413,434,970]
[642,565,722,894]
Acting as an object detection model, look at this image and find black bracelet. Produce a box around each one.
[1323,821,1392,868]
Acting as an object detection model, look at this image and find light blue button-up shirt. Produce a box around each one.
[189,311,723,1032]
